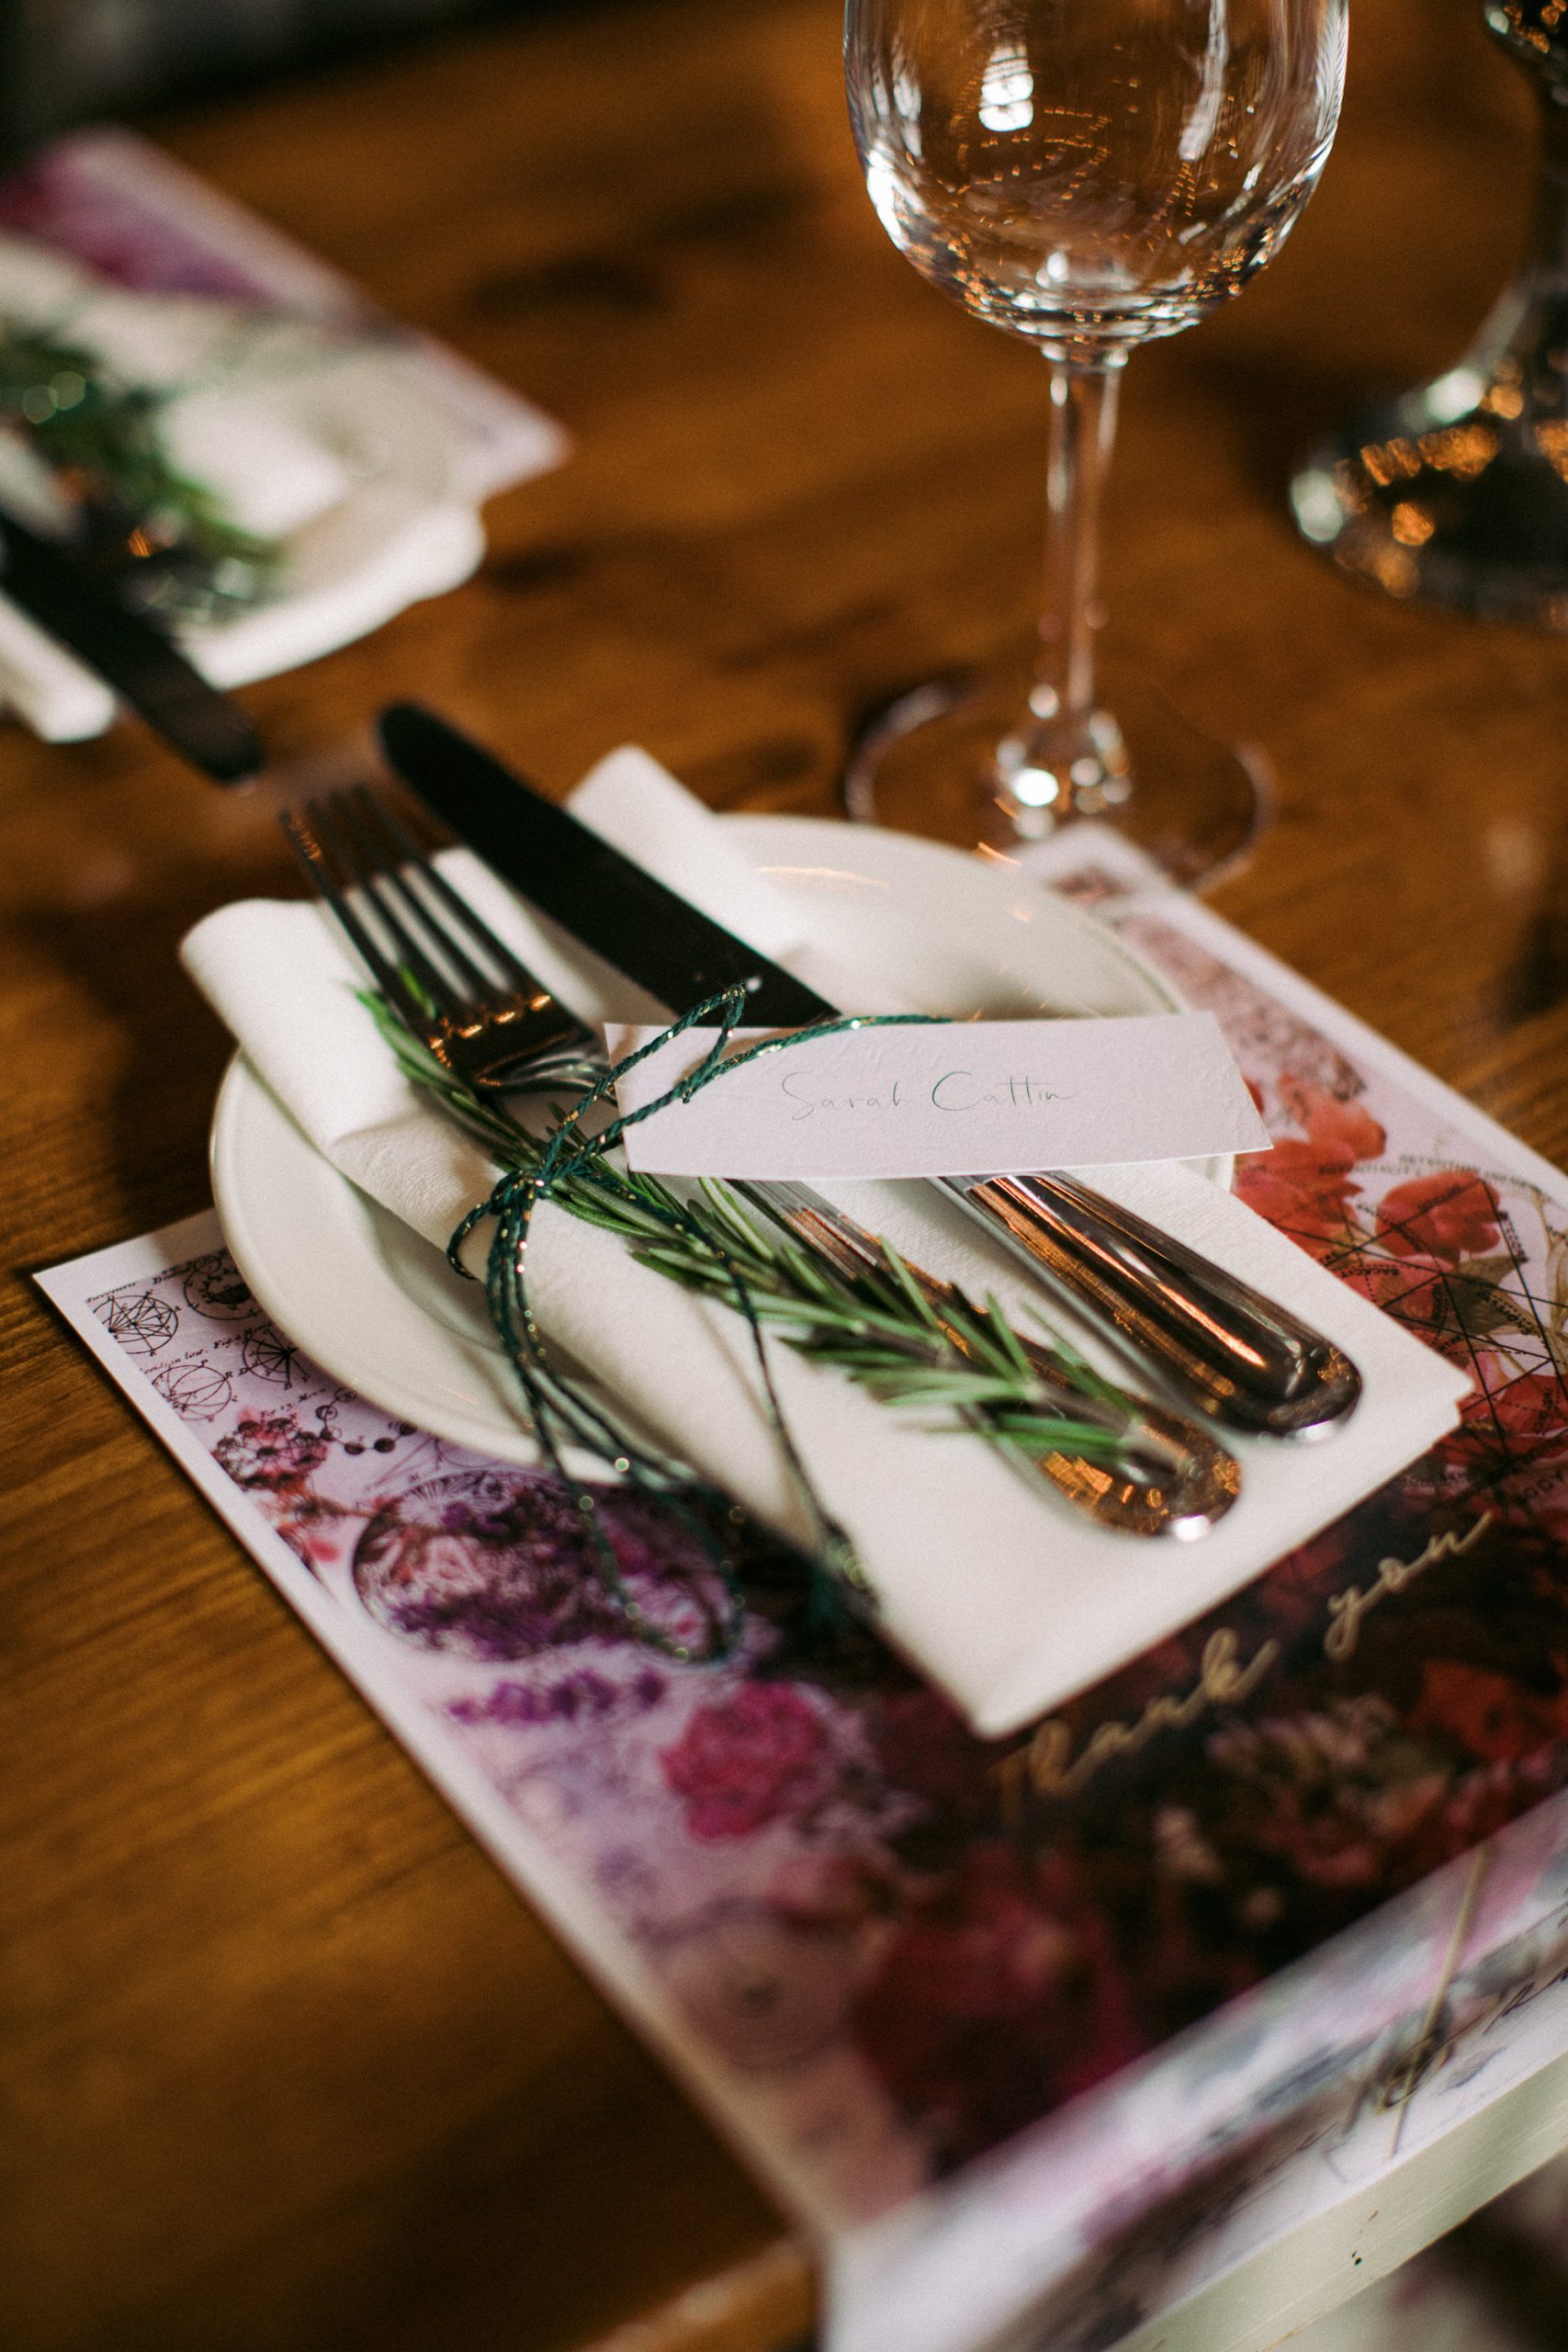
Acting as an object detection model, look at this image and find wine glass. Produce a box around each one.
[843,0,1348,884]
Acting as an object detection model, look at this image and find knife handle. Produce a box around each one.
[943,1171,1360,1439]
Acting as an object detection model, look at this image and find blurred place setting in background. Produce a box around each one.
[10,6,1568,2352]
[0,124,564,741]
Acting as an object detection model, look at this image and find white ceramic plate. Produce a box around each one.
[212,815,1227,1465]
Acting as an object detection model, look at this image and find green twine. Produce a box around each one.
[447,986,939,1663]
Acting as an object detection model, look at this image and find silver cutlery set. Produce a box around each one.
[280,704,1363,1545]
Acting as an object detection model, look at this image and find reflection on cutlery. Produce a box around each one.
[283,782,1240,1538]
[739,1180,1239,1538]
[0,509,264,783]
[952,1172,1361,1438]
[375,703,1361,1441]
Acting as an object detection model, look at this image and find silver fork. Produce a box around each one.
[281,787,602,1094]
[282,786,1242,1540]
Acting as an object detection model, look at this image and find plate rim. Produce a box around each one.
[210,1056,538,1460]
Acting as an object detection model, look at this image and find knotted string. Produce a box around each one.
[447,986,938,1663]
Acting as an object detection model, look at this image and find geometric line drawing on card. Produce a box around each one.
[94,1288,178,1356]
[151,1360,235,1421]
[240,1326,300,1386]
[181,1251,255,1321]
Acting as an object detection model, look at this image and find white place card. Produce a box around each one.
[607,1012,1271,1180]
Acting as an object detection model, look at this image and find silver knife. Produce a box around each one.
[376,704,1360,1439]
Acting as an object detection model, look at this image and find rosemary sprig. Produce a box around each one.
[0,327,282,624]
[367,999,1133,1480]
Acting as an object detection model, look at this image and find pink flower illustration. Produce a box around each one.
[660,1683,833,1839]
[1238,1083,1388,1250]
[214,1409,331,1495]
[1376,1170,1502,1264]
[1279,1080,1387,1163]
[769,1851,896,1928]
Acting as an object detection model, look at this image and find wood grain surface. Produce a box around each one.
[4,1,1567,2346]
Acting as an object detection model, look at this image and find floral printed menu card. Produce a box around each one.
[39,868,1568,2352]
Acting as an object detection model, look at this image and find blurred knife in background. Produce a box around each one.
[0,510,264,782]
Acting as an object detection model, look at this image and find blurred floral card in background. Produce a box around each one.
[0,126,566,735]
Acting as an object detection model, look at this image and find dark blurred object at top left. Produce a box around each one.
[0,0,540,163]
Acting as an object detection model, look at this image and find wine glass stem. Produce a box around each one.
[1009,355,1127,819]
[1041,356,1121,731]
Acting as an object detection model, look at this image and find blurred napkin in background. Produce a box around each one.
[0,128,567,740]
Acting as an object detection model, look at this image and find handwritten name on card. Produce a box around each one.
[607,1013,1271,1181]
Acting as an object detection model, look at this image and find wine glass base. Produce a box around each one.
[841,662,1269,890]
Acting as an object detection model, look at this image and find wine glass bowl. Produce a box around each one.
[850,0,1343,354]
[844,0,1348,879]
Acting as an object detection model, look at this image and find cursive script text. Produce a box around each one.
[777,1069,1072,1120]
[995,1626,1282,1807]
[1323,1511,1495,1661]
[931,1072,1071,1113]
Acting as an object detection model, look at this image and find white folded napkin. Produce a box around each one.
[0,231,486,741]
[182,757,1472,1735]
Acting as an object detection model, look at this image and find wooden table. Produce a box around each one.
[5,1,1568,2345]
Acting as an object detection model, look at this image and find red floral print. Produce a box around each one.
[1413,1659,1568,1765]
[660,1683,832,1838]
[1337,1250,1452,1336]
[1488,1371,1568,1442]
[851,1844,1142,2168]
[1376,1170,1502,1264]
[868,1687,1003,1819]
[1237,1088,1388,1247]
[1280,1081,1388,1164]
[1236,1139,1358,1242]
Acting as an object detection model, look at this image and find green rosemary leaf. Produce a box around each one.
[0,326,283,624]
[990,1417,1129,1454]
[981,1293,1038,1383]
[879,1243,943,1334]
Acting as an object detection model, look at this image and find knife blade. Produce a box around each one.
[377,702,1360,1437]
[378,703,829,1026]
[0,512,264,784]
